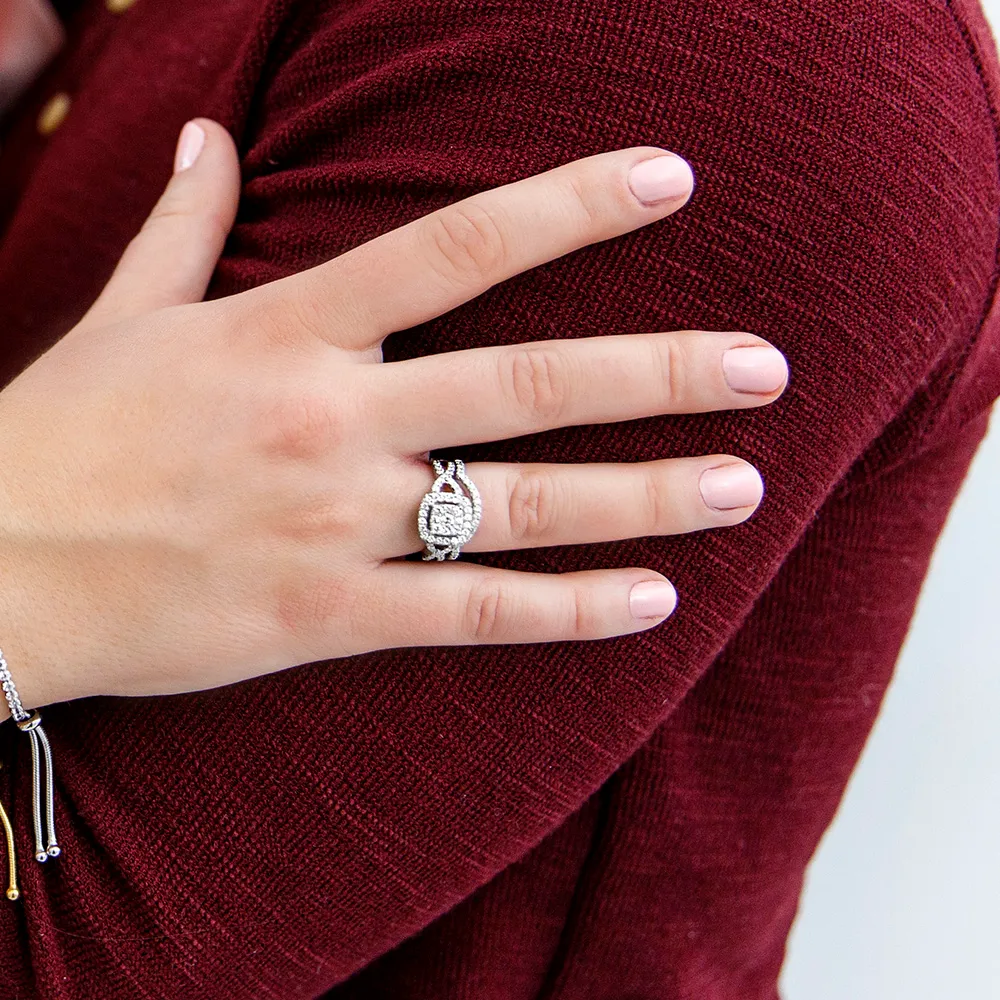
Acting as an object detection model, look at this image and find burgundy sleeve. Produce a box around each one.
[330,396,998,999]
[3,0,999,996]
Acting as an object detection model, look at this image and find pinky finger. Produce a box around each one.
[354,562,678,650]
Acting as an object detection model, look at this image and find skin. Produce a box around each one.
[0,0,64,116]
[0,119,787,720]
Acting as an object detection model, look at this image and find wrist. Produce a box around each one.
[0,474,72,712]
[0,564,55,714]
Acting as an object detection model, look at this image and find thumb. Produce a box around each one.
[81,118,241,329]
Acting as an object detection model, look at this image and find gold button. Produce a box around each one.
[106,0,139,11]
[37,93,72,136]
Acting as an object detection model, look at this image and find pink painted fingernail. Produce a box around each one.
[629,580,678,620]
[722,346,788,394]
[699,464,764,511]
[173,121,206,174]
[627,155,694,206]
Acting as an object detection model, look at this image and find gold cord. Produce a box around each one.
[0,793,20,900]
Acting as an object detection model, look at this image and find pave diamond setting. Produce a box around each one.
[418,459,482,560]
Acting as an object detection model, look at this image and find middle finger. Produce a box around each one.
[368,331,787,453]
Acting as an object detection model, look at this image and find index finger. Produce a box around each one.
[280,147,695,351]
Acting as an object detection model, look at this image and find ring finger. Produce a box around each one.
[378,454,764,559]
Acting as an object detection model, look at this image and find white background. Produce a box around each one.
[780,4,1000,996]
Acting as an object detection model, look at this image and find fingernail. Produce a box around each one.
[627,155,694,206]
[629,580,678,620]
[173,121,206,174]
[722,346,788,394]
[699,464,764,511]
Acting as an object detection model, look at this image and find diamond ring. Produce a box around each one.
[417,459,482,561]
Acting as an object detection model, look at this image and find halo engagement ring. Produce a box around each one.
[418,459,483,561]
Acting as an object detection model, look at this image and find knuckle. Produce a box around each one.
[271,492,353,544]
[257,392,344,462]
[652,335,688,408]
[563,170,602,231]
[507,469,558,543]
[274,572,353,648]
[144,197,232,250]
[254,290,327,353]
[505,346,571,422]
[640,466,675,531]
[217,300,276,358]
[426,202,508,284]
[251,299,302,354]
[463,580,513,643]
[141,200,193,234]
[568,586,590,637]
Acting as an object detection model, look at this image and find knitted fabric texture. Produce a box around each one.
[0,0,999,997]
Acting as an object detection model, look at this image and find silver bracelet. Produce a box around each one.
[0,646,60,887]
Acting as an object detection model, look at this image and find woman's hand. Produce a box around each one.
[0,120,787,713]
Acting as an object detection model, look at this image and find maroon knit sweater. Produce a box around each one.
[0,1,998,997]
